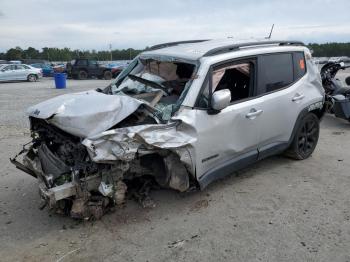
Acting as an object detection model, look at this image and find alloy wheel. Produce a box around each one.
[298,119,318,156]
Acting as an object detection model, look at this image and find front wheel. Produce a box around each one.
[285,113,320,160]
[78,70,88,80]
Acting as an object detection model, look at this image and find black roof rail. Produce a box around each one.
[203,40,305,57]
[148,39,210,51]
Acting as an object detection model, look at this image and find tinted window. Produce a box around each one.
[76,60,88,66]
[89,60,98,66]
[293,52,306,80]
[196,60,255,108]
[16,65,25,70]
[213,62,252,102]
[258,53,293,93]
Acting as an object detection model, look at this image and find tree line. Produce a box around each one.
[308,43,350,57]
[0,47,143,62]
[1,43,350,62]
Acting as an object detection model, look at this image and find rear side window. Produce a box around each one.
[293,52,306,80]
[257,53,294,93]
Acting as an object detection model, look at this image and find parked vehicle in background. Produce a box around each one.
[11,39,325,219]
[9,60,22,64]
[111,65,127,78]
[0,64,42,82]
[52,63,66,73]
[314,57,329,64]
[66,59,113,80]
[321,62,350,121]
[31,63,54,77]
[21,59,49,65]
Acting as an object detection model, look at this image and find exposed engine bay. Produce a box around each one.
[11,57,198,219]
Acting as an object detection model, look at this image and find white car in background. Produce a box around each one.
[0,64,42,82]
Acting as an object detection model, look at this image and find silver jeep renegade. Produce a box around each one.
[11,39,325,218]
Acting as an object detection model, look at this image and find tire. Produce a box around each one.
[285,113,320,160]
[345,76,350,86]
[27,74,37,82]
[78,70,88,80]
[103,70,112,80]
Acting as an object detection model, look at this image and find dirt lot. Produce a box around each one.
[1,74,350,262]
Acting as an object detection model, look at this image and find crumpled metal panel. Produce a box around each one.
[27,90,144,138]
[82,121,197,163]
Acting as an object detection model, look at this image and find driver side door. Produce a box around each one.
[0,65,16,81]
[192,58,264,187]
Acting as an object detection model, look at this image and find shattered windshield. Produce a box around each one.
[110,57,197,121]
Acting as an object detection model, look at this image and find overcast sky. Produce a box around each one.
[0,0,349,52]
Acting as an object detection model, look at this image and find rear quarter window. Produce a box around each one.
[293,52,306,80]
[257,53,294,94]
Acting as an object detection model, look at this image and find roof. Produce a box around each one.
[142,39,305,61]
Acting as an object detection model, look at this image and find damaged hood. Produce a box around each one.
[27,90,144,138]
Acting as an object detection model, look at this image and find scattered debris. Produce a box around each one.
[168,234,199,248]
[190,199,209,212]
[168,239,185,248]
[332,131,344,135]
[56,248,80,262]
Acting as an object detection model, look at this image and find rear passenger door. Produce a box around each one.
[256,52,307,158]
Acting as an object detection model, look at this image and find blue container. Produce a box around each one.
[54,73,66,89]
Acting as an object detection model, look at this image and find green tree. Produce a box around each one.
[5,46,23,60]
[23,47,40,59]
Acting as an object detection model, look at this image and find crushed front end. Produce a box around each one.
[11,116,194,219]
[11,56,198,219]
[11,117,131,219]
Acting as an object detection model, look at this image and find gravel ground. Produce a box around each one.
[0,73,350,262]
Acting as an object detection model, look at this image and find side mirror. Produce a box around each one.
[211,89,231,111]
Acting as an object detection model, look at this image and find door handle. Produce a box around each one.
[292,93,305,102]
[246,109,263,119]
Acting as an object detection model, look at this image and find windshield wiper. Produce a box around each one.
[128,74,170,95]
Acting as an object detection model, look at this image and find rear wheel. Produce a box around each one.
[27,74,37,82]
[285,113,320,160]
[103,71,112,80]
[78,70,88,80]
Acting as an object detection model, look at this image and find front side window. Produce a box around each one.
[197,60,255,108]
[257,53,293,94]
[76,60,88,66]
[213,63,252,102]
